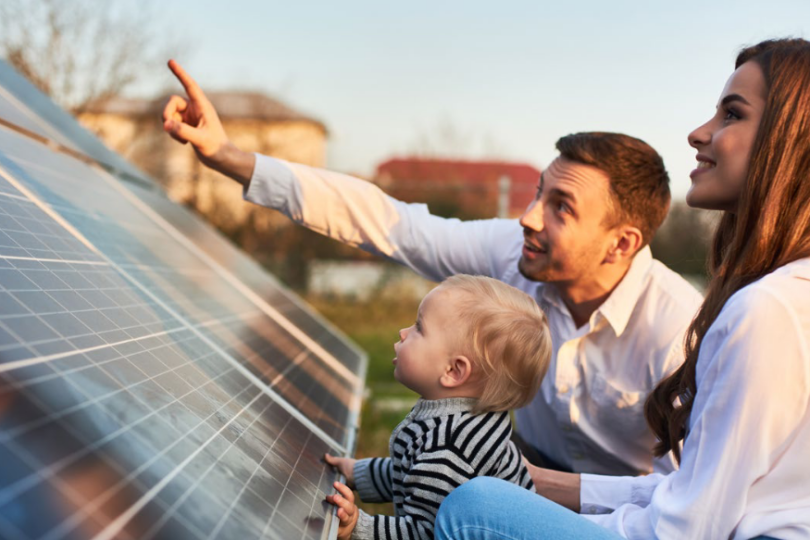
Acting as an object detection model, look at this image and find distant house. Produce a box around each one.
[78,92,327,234]
[375,158,541,219]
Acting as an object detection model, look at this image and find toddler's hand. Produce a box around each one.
[324,453,356,488]
[325,481,358,540]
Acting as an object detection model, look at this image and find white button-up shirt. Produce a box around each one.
[581,258,810,539]
[244,155,703,475]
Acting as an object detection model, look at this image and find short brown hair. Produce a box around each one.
[438,275,551,414]
[556,132,671,246]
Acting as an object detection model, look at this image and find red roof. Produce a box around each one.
[375,157,541,217]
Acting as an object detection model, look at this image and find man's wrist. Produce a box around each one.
[211,143,256,187]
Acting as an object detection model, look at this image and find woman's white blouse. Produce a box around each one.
[581,258,810,539]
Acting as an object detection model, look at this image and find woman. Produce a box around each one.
[435,38,810,540]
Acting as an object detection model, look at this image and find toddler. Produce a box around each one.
[325,274,552,540]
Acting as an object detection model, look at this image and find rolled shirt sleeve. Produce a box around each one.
[244,154,522,283]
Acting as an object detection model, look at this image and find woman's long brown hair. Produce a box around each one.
[644,39,810,463]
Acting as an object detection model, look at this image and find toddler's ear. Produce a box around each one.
[440,355,473,388]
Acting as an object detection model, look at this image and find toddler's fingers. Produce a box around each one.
[333,481,355,504]
[326,492,355,516]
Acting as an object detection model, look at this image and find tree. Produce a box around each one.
[0,0,186,115]
[651,201,717,280]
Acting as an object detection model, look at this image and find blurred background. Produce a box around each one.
[3,0,807,514]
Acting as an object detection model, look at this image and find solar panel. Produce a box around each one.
[0,59,366,540]
[0,61,154,187]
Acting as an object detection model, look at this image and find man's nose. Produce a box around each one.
[519,199,544,232]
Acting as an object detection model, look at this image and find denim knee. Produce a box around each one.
[436,477,504,538]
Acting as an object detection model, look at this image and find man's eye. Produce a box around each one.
[534,185,542,199]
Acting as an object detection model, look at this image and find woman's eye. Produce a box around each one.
[723,108,741,121]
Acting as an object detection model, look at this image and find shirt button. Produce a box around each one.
[558,384,570,394]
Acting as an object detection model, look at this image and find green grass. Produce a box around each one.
[306,292,422,437]
[306,292,422,515]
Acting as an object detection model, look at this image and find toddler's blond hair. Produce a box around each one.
[437,274,551,414]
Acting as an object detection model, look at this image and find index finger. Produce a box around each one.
[168,59,205,102]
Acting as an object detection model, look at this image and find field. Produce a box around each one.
[306,292,423,515]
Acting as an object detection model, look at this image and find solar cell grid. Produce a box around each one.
[0,356,336,540]
[1,60,367,540]
[0,128,360,448]
[0,141,357,539]
[131,187,366,376]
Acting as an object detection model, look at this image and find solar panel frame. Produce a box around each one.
[0,60,153,187]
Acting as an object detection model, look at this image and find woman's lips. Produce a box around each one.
[691,157,716,179]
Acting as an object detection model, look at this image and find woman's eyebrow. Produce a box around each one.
[720,93,751,107]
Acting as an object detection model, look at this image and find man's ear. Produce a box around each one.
[440,355,473,388]
[604,225,643,264]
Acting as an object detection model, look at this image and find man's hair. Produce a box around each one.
[556,132,671,246]
[438,275,551,414]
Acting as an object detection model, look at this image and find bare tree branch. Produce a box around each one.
[0,0,190,114]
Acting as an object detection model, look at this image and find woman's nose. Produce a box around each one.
[688,119,713,149]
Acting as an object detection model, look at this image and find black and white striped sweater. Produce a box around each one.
[352,397,535,540]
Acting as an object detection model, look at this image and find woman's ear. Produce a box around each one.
[440,355,473,388]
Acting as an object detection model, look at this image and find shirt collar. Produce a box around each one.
[595,246,653,337]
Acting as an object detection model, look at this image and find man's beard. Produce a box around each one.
[518,256,554,282]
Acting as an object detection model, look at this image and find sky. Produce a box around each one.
[140,0,810,199]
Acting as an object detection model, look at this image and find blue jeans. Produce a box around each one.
[435,477,781,540]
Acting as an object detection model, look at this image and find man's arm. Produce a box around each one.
[247,155,524,282]
[163,61,526,284]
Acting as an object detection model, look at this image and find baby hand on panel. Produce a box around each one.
[324,453,356,488]
[325,481,358,540]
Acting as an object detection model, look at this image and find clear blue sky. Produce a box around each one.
[144,0,810,199]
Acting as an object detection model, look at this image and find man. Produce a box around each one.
[163,60,702,476]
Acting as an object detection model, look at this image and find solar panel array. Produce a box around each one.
[0,59,366,540]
